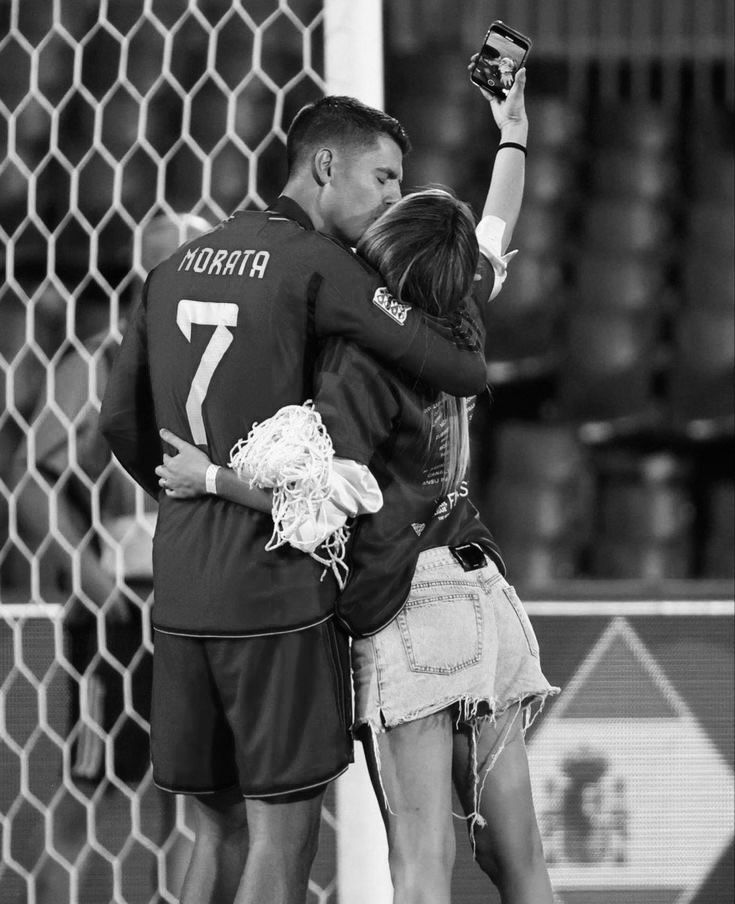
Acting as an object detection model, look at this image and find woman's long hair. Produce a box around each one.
[356,188,479,496]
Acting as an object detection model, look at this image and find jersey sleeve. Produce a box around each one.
[314,270,487,397]
[473,252,499,308]
[471,215,520,341]
[475,214,519,301]
[313,338,401,465]
[99,284,161,499]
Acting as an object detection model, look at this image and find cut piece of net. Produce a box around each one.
[230,401,350,588]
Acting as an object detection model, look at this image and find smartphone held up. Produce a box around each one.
[470,20,532,100]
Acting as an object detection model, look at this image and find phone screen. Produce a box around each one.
[472,26,529,98]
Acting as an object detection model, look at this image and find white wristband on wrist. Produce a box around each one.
[205,464,221,495]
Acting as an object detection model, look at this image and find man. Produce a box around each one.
[100,96,487,904]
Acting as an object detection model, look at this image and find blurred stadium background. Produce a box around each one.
[0,1,732,902]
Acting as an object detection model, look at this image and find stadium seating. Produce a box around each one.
[480,421,593,587]
[588,450,695,579]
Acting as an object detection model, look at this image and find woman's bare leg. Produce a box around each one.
[452,707,554,904]
[360,711,456,904]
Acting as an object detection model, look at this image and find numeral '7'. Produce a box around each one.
[176,299,239,445]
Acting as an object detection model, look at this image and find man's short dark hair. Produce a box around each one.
[286,95,411,175]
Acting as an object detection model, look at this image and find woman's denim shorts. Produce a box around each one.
[352,546,559,734]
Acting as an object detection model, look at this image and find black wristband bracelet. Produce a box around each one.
[497,141,527,156]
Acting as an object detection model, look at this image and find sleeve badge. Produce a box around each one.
[372,287,411,325]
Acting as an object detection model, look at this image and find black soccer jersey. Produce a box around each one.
[101,197,488,636]
[313,336,505,638]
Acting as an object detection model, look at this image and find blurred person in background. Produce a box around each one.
[9,211,212,903]
[100,96,489,904]
[156,70,557,904]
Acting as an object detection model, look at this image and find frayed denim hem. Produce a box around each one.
[454,691,557,849]
[354,686,559,846]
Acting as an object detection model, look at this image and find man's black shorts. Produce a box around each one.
[150,619,353,798]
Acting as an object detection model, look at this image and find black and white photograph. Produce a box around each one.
[0,2,733,902]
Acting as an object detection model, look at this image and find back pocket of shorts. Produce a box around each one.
[398,591,483,675]
[503,586,539,658]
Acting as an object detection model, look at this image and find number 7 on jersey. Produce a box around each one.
[176,299,239,445]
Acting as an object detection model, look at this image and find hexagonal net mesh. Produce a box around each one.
[0,1,350,901]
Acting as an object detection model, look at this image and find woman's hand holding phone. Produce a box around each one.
[469,21,531,101]
[468,55,528,138]
[491,67,527,133]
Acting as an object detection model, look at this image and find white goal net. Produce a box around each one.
[0,2,383,901]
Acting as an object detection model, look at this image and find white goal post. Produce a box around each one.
[322,3,394,901]
[324,0,385,108]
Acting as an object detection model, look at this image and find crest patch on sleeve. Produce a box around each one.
[372,287,411,325]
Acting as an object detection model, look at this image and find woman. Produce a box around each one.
[156,69,558,904]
